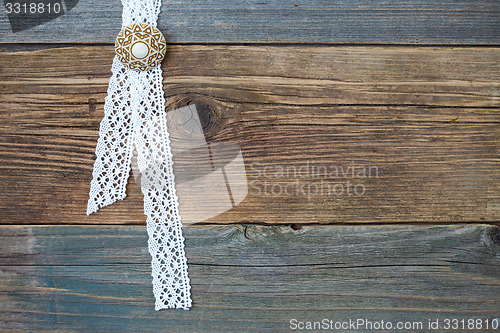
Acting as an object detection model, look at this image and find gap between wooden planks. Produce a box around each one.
[0,45,498,225]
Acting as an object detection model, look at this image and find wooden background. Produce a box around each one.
[0,0,499,332]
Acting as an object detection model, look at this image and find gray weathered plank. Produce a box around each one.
[0,224,499,332]
[0,0,499,44]
[0,45,499,225]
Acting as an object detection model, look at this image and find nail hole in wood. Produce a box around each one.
[88,98,97,113]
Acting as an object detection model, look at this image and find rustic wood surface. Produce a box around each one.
[1,0,499,330]
[1,0,499,44]
[0,224,498,332]
[0,45,498,225]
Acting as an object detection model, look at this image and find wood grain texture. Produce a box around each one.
[0,0,499,44]
[0,45,499,225]
[0,224,499,332]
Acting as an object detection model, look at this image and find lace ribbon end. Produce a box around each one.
[86,191,127,216]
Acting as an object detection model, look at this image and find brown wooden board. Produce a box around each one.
[0,46,499,225]
[0,224,499,332]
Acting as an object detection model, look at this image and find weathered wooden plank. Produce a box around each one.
[0,0,499,44]
[0,46,499,225]
[2,46,500,107]
[0,224,498,332]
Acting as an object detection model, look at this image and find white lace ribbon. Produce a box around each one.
[87,0,192,310]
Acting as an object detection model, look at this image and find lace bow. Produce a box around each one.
[87,0,192,310]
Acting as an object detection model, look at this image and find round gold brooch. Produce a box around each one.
[115,23,167,72]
